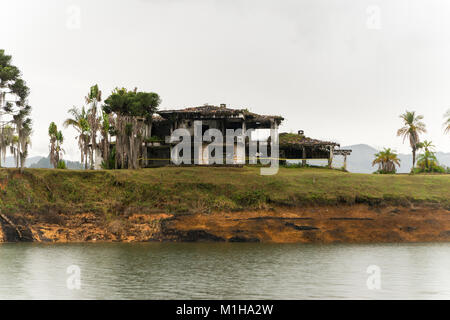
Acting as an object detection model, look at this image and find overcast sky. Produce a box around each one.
[1,0,450,160]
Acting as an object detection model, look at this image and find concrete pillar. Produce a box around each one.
[236,120,246,164]
[328,145,334,168]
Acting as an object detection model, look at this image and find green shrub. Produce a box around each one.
[101,146,116,170]
[56,160,67,169]
[412,163,446,174]
[373,169,396,174]
[233,189,268,207]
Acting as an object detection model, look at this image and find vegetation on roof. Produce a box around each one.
[279,133,339,146]
[158,105,284,122]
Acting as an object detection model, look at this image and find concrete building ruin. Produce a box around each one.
[138,104,352,168]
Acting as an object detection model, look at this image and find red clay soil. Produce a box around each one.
[1,204,450,243]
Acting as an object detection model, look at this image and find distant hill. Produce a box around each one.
[1,155,83,169]
[339,144,450,174]
[29,156,84,169]
[2,155,43,168]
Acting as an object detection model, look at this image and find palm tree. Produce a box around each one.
[55,130,64,167]
[416,140,439,172]
[48,122,64,168]
[417,140,435,153]
[444,109,450,134]
[372,148,401,174]
[99,111,110,164]
[48,122,58,168]
[12,107,32,172]
[64,106,90,169]
[85,85,102,169]
[397,110,427,168]
[417,150,438,172]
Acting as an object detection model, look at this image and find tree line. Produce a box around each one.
[373,110,450,174]
[0,50,32,172]
[49,85,161,169]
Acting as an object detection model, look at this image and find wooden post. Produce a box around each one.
[302,147,307,166]
[343,154,347,171]
[144,121,153,167]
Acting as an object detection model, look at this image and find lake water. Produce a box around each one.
[1,242,450,299]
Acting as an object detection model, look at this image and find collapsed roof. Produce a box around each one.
[157,105,284,125]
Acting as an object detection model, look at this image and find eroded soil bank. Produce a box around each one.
[1,204,450,243]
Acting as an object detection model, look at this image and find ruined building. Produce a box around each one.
[138,104,351,168]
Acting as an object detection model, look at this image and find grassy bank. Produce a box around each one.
[0,167,449,221]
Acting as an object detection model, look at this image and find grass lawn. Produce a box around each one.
[0,167,449,217]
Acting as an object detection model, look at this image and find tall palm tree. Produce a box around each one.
[55,130,64,167]
[444,109,450,134]
[372,148,401,173]
[12,106,32,172]
[64,106,90,169]
[48,122,64,168]
[48,122,58,168]
[85,85,102,169]
[99,111,110,164]
[397,110,426,168]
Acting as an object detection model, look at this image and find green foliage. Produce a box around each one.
[101,111,110,133]
[372,148,400,174]
[412,165,446,174]
[145,136,163,142]
[57,160,67,169]
[48,122,64,169]
[103,87,161,120]
[414,149,446,173]
[0,50,21,85]
[125,123,133,136]
[233,189,268,207]
[48,122,57,137]
[87,84,102,102]
[397,110,427,167]
[416,140,435,152]
[101,146,116,170]
[0,49,32,170]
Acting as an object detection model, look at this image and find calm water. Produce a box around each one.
[1,242,450,299]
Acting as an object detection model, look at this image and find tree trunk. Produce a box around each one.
[89,147,94,170]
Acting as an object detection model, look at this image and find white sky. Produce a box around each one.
[1,0,450,160]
